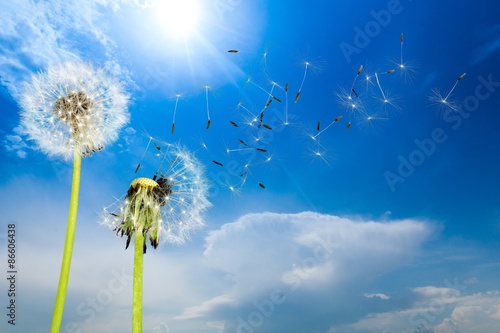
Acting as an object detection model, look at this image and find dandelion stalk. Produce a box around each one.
[132,227,144,333]
[50,149,81,333]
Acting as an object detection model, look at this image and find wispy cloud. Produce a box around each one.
[0,0,260,103]
[3,126,28,158]
[472,24,500,64]
[0,0,139,100]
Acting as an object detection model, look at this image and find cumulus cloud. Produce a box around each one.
[333,286,500,333]
[178,211,434,329]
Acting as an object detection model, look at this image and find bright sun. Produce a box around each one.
[154,0,200,39]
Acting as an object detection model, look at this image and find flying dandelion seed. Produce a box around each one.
[391,32,417,83]
[135,136,153,173]
[314,115,343,139]
[205,86,211,129]
[306,139,333,167]
[282,82,290,125]
[357,112,389,133]
[295,61,310,103]
[255,82,277,127]
[103,143,211,246]
[428,72,466,112]
[370,71,399,110]
[338,86,364,116]
[349,65,363,99]
[171,94,181,134]
[20,61,129,159]
[236,102,259,125]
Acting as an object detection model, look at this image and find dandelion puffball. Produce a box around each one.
[20,61,130,159]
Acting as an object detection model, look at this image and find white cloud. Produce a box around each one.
[333,287,500,333]
[364,293,390,300]
[0,0,139,99]
[3,132,28,158]
[179,212,434,323]
[412,286,461,300]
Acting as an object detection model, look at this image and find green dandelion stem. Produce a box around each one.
[50,149,82,333]
[132,227,144,333]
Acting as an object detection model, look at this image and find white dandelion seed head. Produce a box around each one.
[102,143,211,247]
[19,61,130,160]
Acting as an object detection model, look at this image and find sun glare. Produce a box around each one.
[154,0,200,39]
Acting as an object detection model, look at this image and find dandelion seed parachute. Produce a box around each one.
[171,94,181,134]
[428,72,467,112]
[103,143,211,246]
[295,61,310,103]
[20,61,129,160]
[205,86,211,130]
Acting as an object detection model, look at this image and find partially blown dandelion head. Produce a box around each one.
[102,143,211,250]
[20,61,129,159]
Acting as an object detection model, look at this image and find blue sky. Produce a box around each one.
[1,0,500,332]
